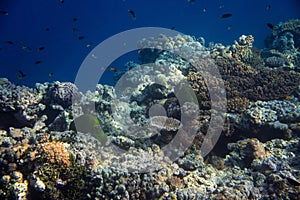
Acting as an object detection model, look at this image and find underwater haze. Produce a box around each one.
[0,0,300,87]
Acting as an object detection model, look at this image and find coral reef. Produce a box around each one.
[1,20,300,199]
[0,80,44,128]
[263,19,300,71]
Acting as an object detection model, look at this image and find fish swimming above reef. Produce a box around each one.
[37,46,45,52]
[226,25,232,30]
[109,67,119,72]
[69,114,107,145]
[34,60,42,65]
[220,13,232,19]
[128,9,136,20]
[77,36,85,40]
[0,10,8,15]
[48,72,54,77]
[21,45,32,52]
[187,0,195,3]
[17,70,26,79]
[4,41,14,45]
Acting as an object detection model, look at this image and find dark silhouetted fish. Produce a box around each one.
[45,27,50,32]
[0,10,8,15]
[170,26,175,30]
[17,70,26,79]
[128,9,136,20]
[266,5,271,10]
[187,0,195,3]
[77,36,85,40]
[59,0,64,4]
[37,46,45,52]
[4,41,13,45]
[72,17,78,22]
[220,13,232,19]
[34,60,41,65]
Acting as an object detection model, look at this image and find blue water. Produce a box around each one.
[0,0,299,87]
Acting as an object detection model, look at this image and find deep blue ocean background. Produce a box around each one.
[0,0,300,87]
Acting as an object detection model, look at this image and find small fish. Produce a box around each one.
[86,43,91,48]
[202,8,207,12]
[45,27,50,32]
[72,27,79,32]
[37,46,45,51]
[4,41,14,45]
[170,26,175,30]
[266,5,271,10]
[17,70,26,79]
[219,5,224,9]
[34,60,41,65]
[220,13,232,19]
[59,0,64,4]
[77,36,85,40]
[267,23,277,31]
[72,17,78,22]
[48,72,54,77]
[109,67,118,72]
[69,114,107,145]
[0,10,8,15]
[187,0,195,3]
[128,9,136,20]
[285,95,292,100]
[226,25,232,30]
[21,45,32,52]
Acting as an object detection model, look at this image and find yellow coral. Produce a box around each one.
[38,141,71,168]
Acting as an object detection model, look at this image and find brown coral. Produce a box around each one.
[227,97,250,113]
[37,141,71,168]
